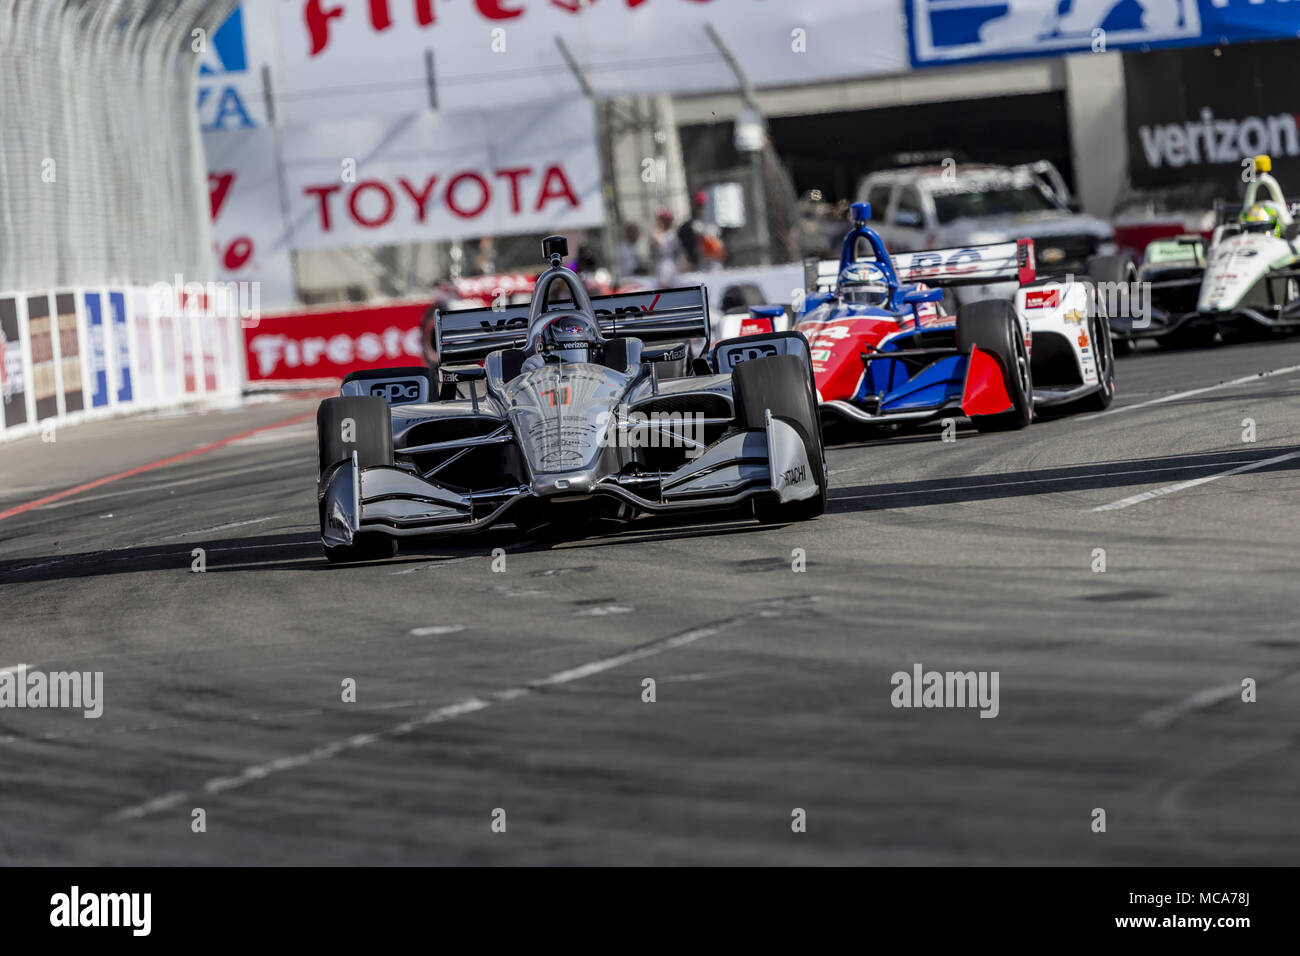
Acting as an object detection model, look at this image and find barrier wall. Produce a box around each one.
[241,263,806,386]
[0,288,244,442]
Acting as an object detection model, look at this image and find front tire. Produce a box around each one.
[732,353,827,522]
[317,395,395,561]
[956,299,1032,432]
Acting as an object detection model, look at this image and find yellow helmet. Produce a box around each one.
[1241,204,1280,235]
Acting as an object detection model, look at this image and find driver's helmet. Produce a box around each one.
[1241,203,1281,236]
[838,261,890,307]
[534,312,602,364]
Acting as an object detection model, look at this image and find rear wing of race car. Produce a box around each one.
[807,239,1037,293]
[434,286,711,365]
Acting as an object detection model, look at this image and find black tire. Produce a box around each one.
[1065,302,1115,413]
[1088,255,1138,356]
[719,283,766,313]
[955,299,1032,432]
[317,396,395,561]
[732,353,827,522]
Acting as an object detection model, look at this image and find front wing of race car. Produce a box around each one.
[814,339,1014,426]
[319,404,818,547]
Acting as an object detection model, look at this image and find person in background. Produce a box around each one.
[617,222,645,277]
[677,189,726,273]
[676,190,721,268]
[676,191,705,270]
[575,234,599,274]
[651,208,682,286]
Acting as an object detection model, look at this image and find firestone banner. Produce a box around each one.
[274,0,907,119]
[283,101,604,250]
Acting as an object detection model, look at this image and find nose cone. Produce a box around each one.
[532,472,597,497]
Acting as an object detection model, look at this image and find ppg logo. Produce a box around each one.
[370,380,422,403]
[724,343,779,368]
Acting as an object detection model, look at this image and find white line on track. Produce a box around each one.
[107,602,803,822]
[830,459,1261,501]
[389,555,479,575]
[409,625,467,636]
[154,514,290,540]
[1076,363,1300,422]
[1091,450,1300,512]
[1137,682,1246,730]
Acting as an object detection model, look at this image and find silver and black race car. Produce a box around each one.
[314,237,828,561]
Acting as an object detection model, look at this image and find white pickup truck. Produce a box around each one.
[856,161,1117,305]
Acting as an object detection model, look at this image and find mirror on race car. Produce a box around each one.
[902,288,944,304]
[443,365,486,382]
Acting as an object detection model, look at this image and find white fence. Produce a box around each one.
[0,289,244,442]
[0,0,237,293]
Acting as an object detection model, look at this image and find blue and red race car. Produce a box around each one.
[726,202,1116,432]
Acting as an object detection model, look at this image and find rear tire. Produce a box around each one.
[1066,295,1116,413]
[1087,255,1138,356]
[955,299,1032,432]
[732,353,827,522]
[317,396,395,561]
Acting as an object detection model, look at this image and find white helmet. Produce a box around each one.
[838,262,889,307]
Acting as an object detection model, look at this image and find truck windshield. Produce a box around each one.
[933,185,1062,223]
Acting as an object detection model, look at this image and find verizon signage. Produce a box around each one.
[283,101,603,249]
[1125,38,1300,190]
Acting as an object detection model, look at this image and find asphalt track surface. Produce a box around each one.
[1,339,1298,865]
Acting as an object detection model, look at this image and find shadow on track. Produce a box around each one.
[829,443,1300,512]
[0,509,772,582]
[5,445,1297,582]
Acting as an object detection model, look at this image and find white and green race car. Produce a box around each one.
[1111,156,1300,349]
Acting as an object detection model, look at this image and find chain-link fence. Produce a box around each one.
[0,0,236,294]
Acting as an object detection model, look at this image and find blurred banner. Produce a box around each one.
[907,0,1300,67]
[204,128,297,309]
[197,2,279,131]
[1124,38,1300,191]
[282,101,604,250]
[273,0,906,119]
